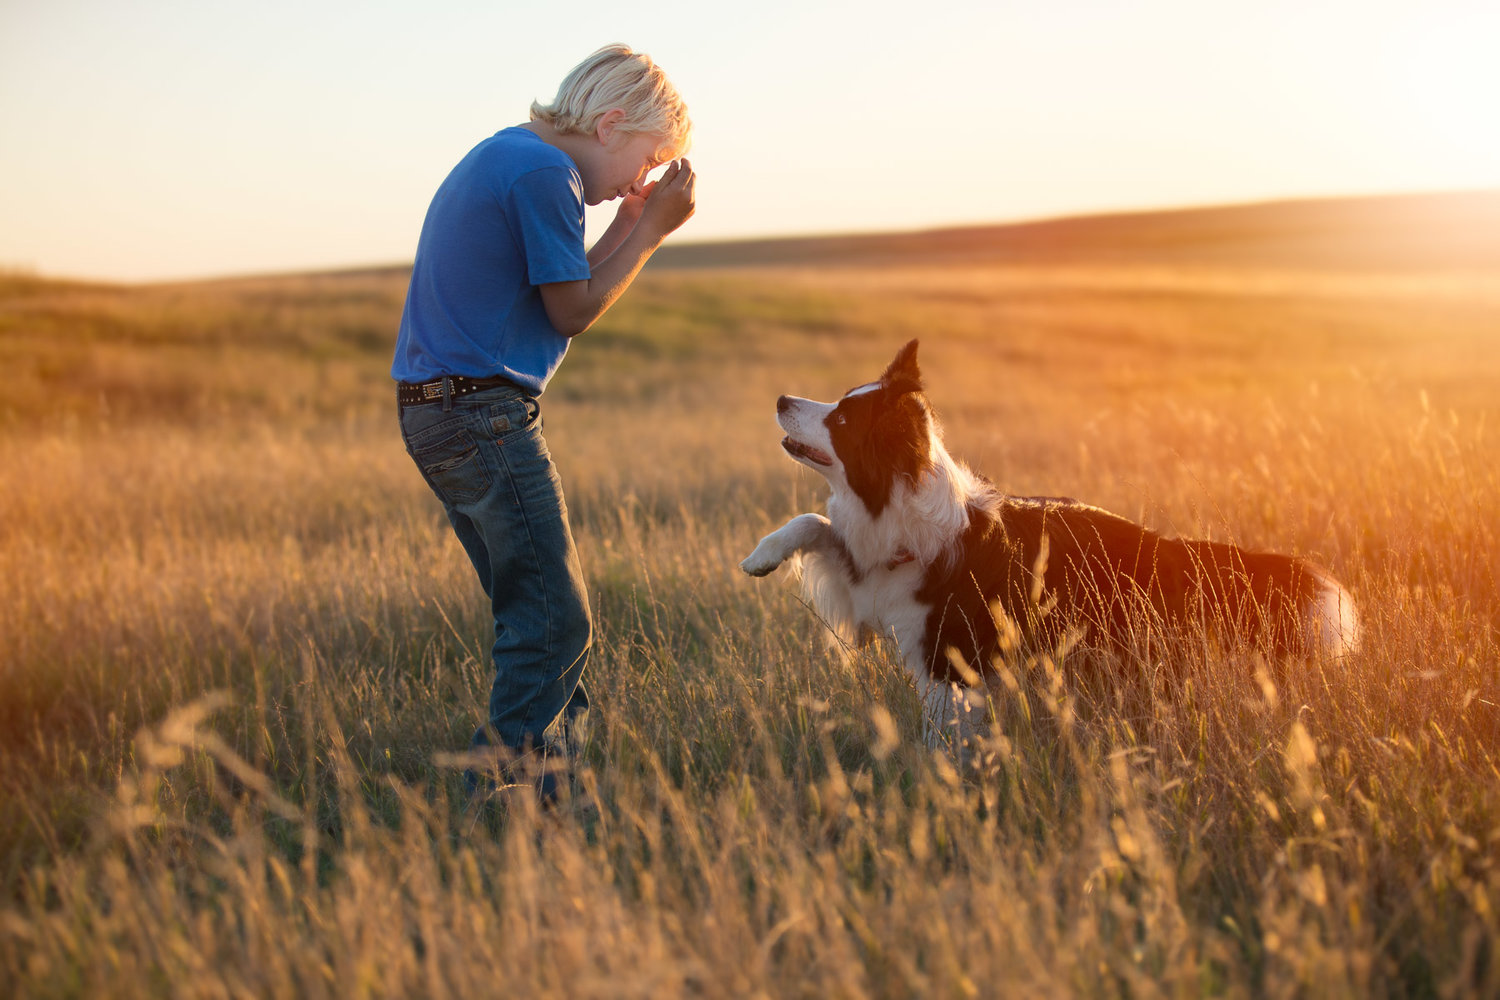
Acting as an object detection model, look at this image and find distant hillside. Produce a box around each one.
[13,190,1497,293]
[650,190,1500,273]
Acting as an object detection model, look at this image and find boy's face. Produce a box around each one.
[584,118,671,206]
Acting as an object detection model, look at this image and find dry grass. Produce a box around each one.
[1,208,1498,996]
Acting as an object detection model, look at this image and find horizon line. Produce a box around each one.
[7,186,1498,289]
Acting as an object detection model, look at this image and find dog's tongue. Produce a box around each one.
[782,436,834,467]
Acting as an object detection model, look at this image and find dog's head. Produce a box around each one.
[776,339,933,517]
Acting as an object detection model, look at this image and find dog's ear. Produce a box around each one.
[882,339,922,393]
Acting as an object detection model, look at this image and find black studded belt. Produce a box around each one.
[396,375,523,407]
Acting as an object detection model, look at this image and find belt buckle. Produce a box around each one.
[421,382,444,400]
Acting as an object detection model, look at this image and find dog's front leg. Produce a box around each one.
[915,673,988,767]
[740,513,834,577]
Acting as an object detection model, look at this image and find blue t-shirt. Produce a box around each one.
[391,127,590,394]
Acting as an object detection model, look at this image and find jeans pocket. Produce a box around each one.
[410,426,492,506]
[484,396,541,442]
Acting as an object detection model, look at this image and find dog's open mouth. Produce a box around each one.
[782,436,833,467]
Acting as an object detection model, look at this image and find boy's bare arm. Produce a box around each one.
[541,160,696,338]
[586,185,651,268]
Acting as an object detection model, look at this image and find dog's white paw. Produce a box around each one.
[740,538,788,577]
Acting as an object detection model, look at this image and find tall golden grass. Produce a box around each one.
[1,223,1498,996]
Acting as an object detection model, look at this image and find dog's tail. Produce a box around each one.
[1185,542,1360,659]
[1303,573,1360,659]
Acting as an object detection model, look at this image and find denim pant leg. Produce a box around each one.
[398,387,592,769]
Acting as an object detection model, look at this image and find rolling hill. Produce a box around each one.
[649,189,1500,273]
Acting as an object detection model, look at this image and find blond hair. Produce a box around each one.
[530,44,692,158]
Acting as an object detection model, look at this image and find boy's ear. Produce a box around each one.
[595,108,627,144]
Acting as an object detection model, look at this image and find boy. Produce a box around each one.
[392,45,695,802]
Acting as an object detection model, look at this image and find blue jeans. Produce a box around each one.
[398,384,591,797]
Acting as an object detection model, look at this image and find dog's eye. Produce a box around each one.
[833,412,846,426]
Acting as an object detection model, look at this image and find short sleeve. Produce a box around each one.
[507,165,591,286]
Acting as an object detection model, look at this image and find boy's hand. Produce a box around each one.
[638,158,695,237]
[613,181,655,226]
[548,159,695,337]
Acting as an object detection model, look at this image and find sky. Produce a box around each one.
[2,0,1499,283]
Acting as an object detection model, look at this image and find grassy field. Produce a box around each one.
[2,195,1499,996]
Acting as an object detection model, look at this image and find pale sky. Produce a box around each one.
[2,0,1498,283]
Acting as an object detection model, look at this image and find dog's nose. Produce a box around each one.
[777,395,792,414]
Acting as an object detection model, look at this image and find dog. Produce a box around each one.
[740,340,1359,749]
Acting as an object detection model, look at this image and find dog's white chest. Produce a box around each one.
[849,565,931,651]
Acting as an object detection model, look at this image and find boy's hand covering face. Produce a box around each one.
[637,158,695,236]
[540,156,696,336]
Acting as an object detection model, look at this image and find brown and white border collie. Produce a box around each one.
[741,340,1359,749]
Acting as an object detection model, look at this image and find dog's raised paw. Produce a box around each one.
[739,555,780,577]
[739,542,785,577]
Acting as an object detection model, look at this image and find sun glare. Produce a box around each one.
[1392,15,1500,183]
